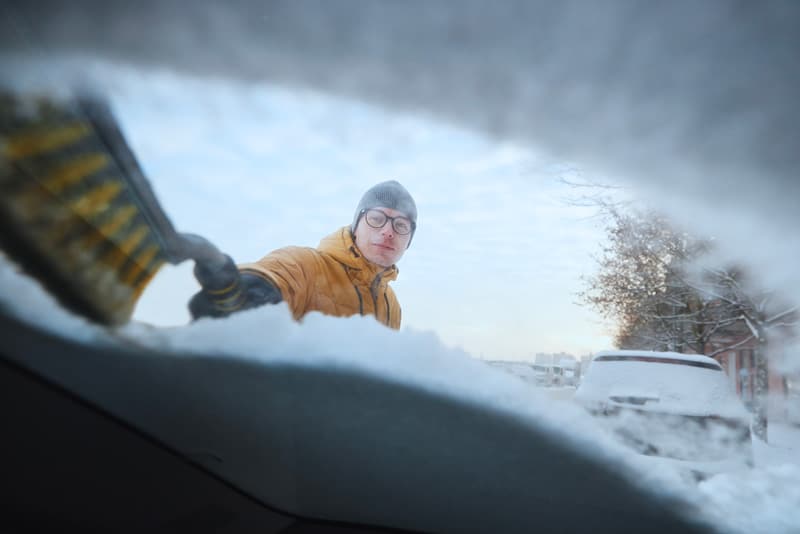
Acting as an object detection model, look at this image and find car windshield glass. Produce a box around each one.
[1,3,798,534]
[594,356,722,371]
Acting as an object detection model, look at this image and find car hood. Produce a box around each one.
[0,305,711,533]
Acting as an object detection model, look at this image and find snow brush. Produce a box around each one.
[0,89,240,326]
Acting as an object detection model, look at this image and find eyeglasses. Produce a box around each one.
[361,208,414,235]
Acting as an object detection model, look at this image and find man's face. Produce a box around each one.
[354,207,413,268]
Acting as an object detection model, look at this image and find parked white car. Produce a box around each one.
[575,350,753,477]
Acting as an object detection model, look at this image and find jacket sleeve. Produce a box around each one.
[238,246,318,321]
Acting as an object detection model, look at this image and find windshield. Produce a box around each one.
[1,2,798,533]
[593,355,722,371]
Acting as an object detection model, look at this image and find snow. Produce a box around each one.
[2,254,799,533]
[696,462,800,534]
[485,360,545,386]
[0,251,635,467]
[0,253,113,346]
[2,3,799,531]
[576,351,747,418]
[754,424,800,469]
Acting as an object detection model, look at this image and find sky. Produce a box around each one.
[69,62,618,360]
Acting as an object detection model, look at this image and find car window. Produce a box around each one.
[593,356,722,371]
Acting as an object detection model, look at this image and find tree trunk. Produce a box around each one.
[752,342,769,442]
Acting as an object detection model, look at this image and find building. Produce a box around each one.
[706,331,798,423]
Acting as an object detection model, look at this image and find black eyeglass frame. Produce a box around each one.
[359,208,415,235]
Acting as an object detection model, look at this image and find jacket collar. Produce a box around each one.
[318,227,399,284]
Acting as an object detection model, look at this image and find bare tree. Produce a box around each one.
[579,207,720,353]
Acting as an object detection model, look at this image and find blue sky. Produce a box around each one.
[7,59,614,359]
[109,67,615,360]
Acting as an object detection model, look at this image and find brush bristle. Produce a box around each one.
[0,91,169,325]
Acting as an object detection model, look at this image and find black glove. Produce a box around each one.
[188,255,282,320]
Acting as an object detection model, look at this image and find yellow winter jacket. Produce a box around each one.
[238,227,402,329]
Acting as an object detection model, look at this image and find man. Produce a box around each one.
[189,180,417,329]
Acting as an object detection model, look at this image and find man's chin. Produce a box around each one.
[366,252,396,268]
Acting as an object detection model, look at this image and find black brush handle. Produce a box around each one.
[179,233,283,320]
[172,233,247,315]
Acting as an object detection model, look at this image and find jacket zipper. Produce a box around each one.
[370,274,390,326]
[343,264,365,315]
[344,264,391,324]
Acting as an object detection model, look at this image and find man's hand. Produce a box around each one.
[188,255,282,320]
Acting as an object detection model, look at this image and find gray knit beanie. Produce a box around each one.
[351,180,417,245]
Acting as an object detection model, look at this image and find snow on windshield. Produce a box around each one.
[2,3,799,533]
[2,207,799,534]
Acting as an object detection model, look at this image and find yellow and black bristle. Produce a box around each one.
[0,91,171,326]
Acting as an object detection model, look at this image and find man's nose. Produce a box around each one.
[381,224,395,238]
